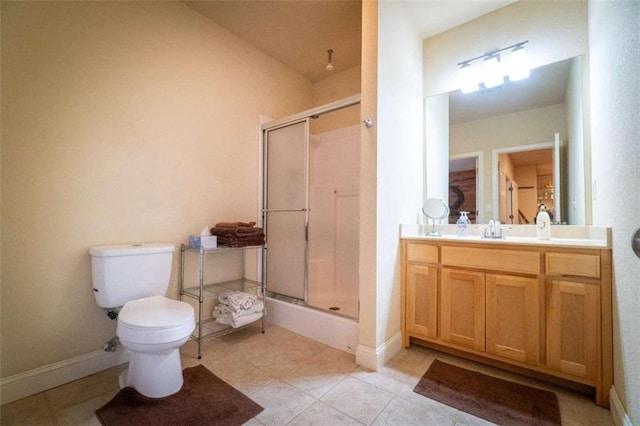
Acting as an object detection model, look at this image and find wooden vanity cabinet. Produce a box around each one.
[402,243,438,346]
[405,264,438,342]
[486,273,540,364]
[546,279,599,379]
[401,239,612,407]
[545,251,606,382]
[440,269,485,351]
[440,245,541,363]
[440,268,540,363]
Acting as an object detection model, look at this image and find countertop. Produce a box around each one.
[401,224,612,249]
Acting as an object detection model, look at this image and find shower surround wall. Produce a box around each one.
[308,124,360,318]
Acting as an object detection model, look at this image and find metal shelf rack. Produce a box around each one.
[179,244,265,359]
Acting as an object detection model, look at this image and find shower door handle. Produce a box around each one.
[262,208,309,213]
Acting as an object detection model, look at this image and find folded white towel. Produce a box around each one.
[219,291,258,312]
[215,311,263,328]
[214,300,264,318]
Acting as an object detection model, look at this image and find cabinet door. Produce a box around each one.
[546,279,599,379]
[441,269,485,351]
[486,274,540,364]
[406,263,438,340]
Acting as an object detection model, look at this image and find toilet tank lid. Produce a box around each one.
[89,243,175,257]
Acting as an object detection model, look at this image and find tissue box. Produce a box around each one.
[188,235,217,249]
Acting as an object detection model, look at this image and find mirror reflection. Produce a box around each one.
[439,56,588,225]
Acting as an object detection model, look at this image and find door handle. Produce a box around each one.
[632,228,640,259]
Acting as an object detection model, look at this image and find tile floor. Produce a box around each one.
[1,322,614,425]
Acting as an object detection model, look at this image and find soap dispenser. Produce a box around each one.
[456,211,471,237]
[536,205,551,240]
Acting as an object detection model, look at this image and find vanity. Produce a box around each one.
[400,224,612,407]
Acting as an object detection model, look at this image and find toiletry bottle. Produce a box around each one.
[456,211,471,237]
[536,205,551,240]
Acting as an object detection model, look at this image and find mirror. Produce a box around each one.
[422,198,450,236]
[429,56,589,225]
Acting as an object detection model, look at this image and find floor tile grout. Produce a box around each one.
[1,322,613,426]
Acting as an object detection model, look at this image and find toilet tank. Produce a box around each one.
[89,243,175,308]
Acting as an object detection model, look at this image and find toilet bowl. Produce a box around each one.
[117,295,195,398]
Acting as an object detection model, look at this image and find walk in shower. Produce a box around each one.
[262,97,360,322]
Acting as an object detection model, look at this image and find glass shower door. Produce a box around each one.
[263,120,308,300]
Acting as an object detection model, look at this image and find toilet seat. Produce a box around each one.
[118,296,194,345]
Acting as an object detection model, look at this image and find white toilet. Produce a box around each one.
[89,243,195,398]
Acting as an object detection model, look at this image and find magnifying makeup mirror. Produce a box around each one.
[422,198,450,237]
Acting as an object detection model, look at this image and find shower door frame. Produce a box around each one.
[262,119,311,302]
[260,95,361,306]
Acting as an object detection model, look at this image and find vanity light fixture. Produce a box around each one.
[458,41,530,94]
[326,49,334,71]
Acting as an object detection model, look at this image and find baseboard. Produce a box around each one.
[609,386,632,426]
[0,347,129,405]
[355,331,403,371]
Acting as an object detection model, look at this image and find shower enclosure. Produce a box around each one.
[262,97,360,319]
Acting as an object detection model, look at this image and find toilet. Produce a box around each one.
[89,243,195,398]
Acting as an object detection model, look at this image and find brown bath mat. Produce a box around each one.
[414,359,561,425]
[96,364,263,426]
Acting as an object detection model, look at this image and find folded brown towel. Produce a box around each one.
[209,221,264,247]
[217,235,265,247]
[211,226,264,237]
[215,221,256,228]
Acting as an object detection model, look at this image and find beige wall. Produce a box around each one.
[312,66,361,107]
[589,1,640,422]
[357,0,378,361]
[311,65,361,134]
[1,1,312,378]
[363,1,423,367]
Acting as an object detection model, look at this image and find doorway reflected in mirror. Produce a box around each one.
[449,157,477,224]
[497,148,553,225]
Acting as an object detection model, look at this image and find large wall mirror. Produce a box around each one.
[429,55,590,225]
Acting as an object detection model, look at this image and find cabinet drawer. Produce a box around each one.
[442,246,539,275]
[546,253,600,278]
[406,242,438,263]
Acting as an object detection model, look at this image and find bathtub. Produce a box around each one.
[265,296,359,354]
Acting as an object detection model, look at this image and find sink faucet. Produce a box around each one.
[482,220,505,239]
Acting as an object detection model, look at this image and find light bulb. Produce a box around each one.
[506,46,530,81]
[326,49,334,72]
[458,63,479,94]
[482,55,504,89]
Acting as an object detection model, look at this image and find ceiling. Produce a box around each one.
[184,2,563,170]
[184,0,362,82]
[184,0,515,82]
